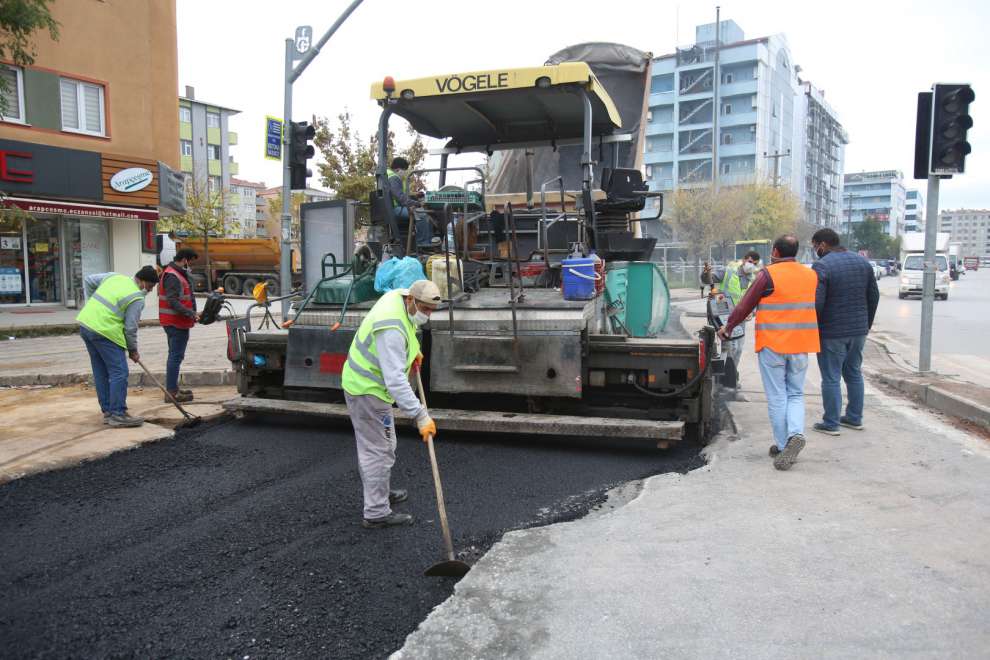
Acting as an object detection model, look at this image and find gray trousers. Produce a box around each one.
[345,391,397,520]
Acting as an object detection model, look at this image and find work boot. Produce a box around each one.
[839,416,864,430]
[773,434,806,471]
[103,412,111,425]
[165,390,193,403]
[108,413,144,428]
[389,489,408,504]
[362,512,413,529]
[812,422,840,436]
[768,444,781,457]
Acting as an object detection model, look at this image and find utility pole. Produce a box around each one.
[279,0,365,319]
[712,5,720,191]
[763,149,791,188]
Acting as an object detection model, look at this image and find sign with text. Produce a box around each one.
[158,161,187,215]
[265,116,284,161]
[0,267,23,293]
[293,26,313,59]
[1,236,21,250]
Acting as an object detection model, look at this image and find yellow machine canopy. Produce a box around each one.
[370,62,622,151]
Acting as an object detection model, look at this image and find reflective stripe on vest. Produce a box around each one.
[341,290,420,403]
[754,261,820,354]
[159,264,195,329]
[76,274,143,349]
[386,168,409,208]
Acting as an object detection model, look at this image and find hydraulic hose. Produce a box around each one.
[630,330,716,399]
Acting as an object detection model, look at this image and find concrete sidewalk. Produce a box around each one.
[394,353,990,658]
[0,321,245,387]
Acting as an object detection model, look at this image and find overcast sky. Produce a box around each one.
[177,0,988,209]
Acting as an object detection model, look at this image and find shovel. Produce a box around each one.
[414,367,470,578]
[135,358,202,427]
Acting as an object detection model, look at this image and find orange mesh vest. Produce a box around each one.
[754,261,820,354]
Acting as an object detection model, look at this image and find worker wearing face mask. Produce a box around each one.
[701,250,763,384]
[341,279,441,528]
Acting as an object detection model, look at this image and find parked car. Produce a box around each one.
[868,260,884,280]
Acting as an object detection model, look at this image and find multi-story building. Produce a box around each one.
[905,188,924,233]
[938,209,990,257]
[797,81,847,229]
[228,178,266,238]
[643,20,847,237]
[257,186,332,240]
[178,86,239,234]
[841,170,906,238]
[0,0,180,308]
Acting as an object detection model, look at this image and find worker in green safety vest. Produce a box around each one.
[701,251,762,382]
[388,157,437,249]
[342,279,442,529]
[76,266,160,428]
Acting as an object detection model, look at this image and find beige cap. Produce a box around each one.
[407,279,443,305]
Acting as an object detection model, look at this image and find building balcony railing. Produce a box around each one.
[719,79,758,98]
[645,150,675,163]
[646,122,675,136]
[649,91,675,106]
[717,142,756,158]
[719,110,758,127]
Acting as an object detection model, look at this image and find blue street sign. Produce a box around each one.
[265,116,283,161]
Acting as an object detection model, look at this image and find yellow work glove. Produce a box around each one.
[417,415,436,443]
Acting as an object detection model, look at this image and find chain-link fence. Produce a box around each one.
[654,259,721,289]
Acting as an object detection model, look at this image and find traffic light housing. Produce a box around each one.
[289,120,316,190]
[929,83,975,176]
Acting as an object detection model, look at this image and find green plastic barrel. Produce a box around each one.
[604,261,670,337]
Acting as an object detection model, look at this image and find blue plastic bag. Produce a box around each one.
[374,257,427,293]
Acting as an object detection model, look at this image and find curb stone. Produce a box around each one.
[0,370,235,388]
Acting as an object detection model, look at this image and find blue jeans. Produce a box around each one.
[80,325,130,415]
[757,347,809,449]
[396,206,433,247]
[164,325,190,392]
[816,335,866,429]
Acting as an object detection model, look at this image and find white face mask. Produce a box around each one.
[412,310,429,326]
[742,261,757,274]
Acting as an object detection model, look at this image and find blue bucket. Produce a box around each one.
[562,257,598,300]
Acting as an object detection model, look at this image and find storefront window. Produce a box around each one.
[64,217,110,306]
[27,216,61,303]
[0,212,26,304]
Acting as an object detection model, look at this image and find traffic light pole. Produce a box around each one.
[918,175,940,373]
[280,37,293,319]
[278,0,365,320]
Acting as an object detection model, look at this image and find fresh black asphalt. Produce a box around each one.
[0,415,702,658]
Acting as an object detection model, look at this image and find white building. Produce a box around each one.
[905,188,924,233]
[643,20,847,237]
[841,170,906,238]
[227,178,266,238]
[938,209,990,258]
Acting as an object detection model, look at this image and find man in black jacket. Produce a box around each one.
[810,229,880,435]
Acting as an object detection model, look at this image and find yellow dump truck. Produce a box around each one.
[174,236,300,296]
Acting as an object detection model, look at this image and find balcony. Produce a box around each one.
[719,79,758,98]
[228,131,238,146]
[717,141,756,158]
[649,91,675,106]
[229,161,239,175]
[645,150,675,163]
[179,123,192,141]
[646,121,675,136]
[719,110,758,127]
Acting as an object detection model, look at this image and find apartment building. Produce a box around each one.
[842,170,906,238]
[938,209,990,257]
[228,178,266,238]
[0,0,180,307]
[905,188,924,233]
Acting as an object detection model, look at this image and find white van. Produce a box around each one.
[899,253,950,300]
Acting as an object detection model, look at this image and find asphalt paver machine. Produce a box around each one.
[227,46,718,447]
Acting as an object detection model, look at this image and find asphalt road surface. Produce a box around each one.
[873,268,990,359]
[0,415,701,659]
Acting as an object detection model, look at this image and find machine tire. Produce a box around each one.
[898,292,906,299]
[222,274,243,296]
[242,277,259,296]
[190,272,209,292]
[264,278,279,296]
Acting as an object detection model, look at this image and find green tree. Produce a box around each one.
[159,177,235,287]
[313,111,426,225]
[266,190,305,241]
[744,184,801,241]
[851,217,899,258]
[0,0,59,115]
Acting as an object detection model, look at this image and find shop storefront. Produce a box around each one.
[0,140,162,307]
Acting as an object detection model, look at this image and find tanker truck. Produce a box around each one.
[168,235,301,296]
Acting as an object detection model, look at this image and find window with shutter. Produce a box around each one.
[59,77,106,136]
[1,67,24,122]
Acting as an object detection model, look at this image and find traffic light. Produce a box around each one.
[289,120,316,190]
[929,83,975,176]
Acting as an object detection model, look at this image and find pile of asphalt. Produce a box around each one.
[0,415,701,658]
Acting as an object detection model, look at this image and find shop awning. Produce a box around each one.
[3,197,159,221]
